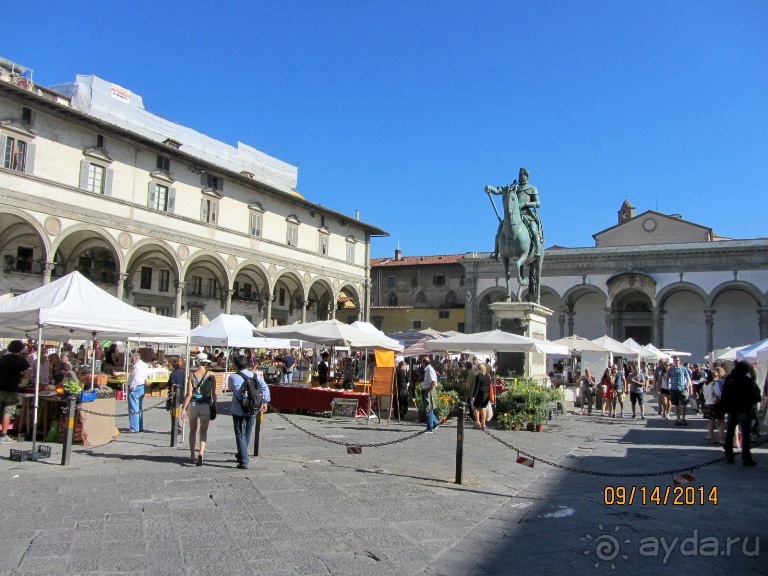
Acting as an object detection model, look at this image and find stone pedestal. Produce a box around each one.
[488,302,553,382]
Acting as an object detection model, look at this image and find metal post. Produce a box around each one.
[61,395,77,466]
[253,411,263,457]
[170,384,180,447]
[455,401,465,485]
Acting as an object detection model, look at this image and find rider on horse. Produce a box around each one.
[487,167,544,261]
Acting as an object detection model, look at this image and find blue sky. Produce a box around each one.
[6,1,767,258]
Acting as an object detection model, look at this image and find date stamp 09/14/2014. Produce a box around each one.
[603,485,719,506]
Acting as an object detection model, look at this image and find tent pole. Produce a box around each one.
[31,325,43,453]
[90,332,97,391]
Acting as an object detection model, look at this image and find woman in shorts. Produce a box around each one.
[181,353,217,466]
[600,367,614,416]
[657,361,671,419]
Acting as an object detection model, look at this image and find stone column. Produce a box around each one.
[558,307,566,339]
[653,308,664,347]
[704,308,715,356]
[265,295,274,327]
[364,279,372,323]
[174,281,185,318]
[567,308,575,337]
[116,273,130,301]
[301,300,309,323]
[758,308,768,340]
[604,308,613,337]
[224,289,235,314]
[41,261,57,286]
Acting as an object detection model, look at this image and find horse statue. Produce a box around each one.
[485,180,543,303]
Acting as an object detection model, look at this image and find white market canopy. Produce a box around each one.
[717,346,748,362]
[257,320,404,351]
[736,338,768,362]
[0,271,189,339]
[350,321,403,350]
[552,335,611,353]
[424,330,569,355]
[622,338,659,359]
[591,336,639,358]
[190,314,293,349]
[643,343,670,360]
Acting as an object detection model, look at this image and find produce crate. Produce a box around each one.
[10,449,33,462]
[36,445,52,459]
[80,390,97,403]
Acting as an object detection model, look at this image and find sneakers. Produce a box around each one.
[632,414,636,419]
[619,412,624,418]
[0,435,15,444]
[424,430,434,434]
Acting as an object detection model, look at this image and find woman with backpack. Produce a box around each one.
[181,352,217,466]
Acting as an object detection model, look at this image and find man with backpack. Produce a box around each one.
[228,354,270,469]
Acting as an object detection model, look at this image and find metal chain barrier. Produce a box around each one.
[79,395,170,418]
[271,407,427,448]
[479,427,727,477]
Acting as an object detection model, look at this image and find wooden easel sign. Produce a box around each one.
[331,398,358,419]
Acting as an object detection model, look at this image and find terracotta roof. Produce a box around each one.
[371,254,465,267]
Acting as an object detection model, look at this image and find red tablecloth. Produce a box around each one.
[268,386,370,412]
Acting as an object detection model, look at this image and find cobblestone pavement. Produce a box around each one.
[0,395,765,575]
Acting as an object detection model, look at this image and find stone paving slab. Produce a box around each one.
[0,398,765,575]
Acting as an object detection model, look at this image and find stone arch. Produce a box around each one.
[606,271,656,309]
[336,282,362,323]
[308,277,336,321]
[51,225,123,286]
[708,280,763,308]
[476,287,508,332]
[182,252,231,323]
[125,239,182,280]
[387,292,399,307]
[657,282,709,310]
[561,284,608,339]
[180,251,231,287]
[272,270,305,325]
[709,281,762,351]
[230,262,271,326]
[444,290,457,307]
[0,208,51,263]
[611,288,656,344]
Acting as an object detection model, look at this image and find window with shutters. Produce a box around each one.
[147,172,176,213]
[200,197,218,224]
[319,232,329,255]
[2,136,32,172]
[0,119,37,174]
[191,276,202,296]
[388,277,395,287]
[248,202,264,237]
[190,308,203,328]
[140,266,152,290]
[413,320,422,329]
[79,148,114,195]
[203,173,223,191]
[439,310,450,319]
[287,223,298,246]
[156,155,170,171]
[207,278,219,298]
[346,236,356,263]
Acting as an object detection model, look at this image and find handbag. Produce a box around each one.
[209,402,217,421]
[486,402,494,422]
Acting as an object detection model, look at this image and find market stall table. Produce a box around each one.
[268,385,371,413]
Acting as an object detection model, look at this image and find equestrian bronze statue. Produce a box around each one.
[485,167,544,303]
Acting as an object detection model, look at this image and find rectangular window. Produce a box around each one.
[411,276,418,287]
[156,155,170,171]
[287,223,298,247]
[3,137,27,172]
[153,184,168,211]
[207,278,218,298]
[250,213,262,237]
[433,275,445,286]
[346,243,355,263]
[87,163,105,194]
[458,322,465,333]
[191,276,202,296]
[388,276,395,287]
[413,320,422,329]
[96,134,105,148]
[16,247,33,273]
[373,319,383,331]
[205,174,221,191]
[439,310,450,319]
[140,266,152,290]
[190,308,202,328]
[22,107,33,124]
[158,270,170,292]
[319,234,329,255]
[243,283,252,299]
[155,307,170,317]
[460,274,465,287]
[279,288,286,306]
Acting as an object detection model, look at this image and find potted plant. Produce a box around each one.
[531,405,549,432]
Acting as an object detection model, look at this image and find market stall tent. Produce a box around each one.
[424,330,569,355]
[736,338,768,363]
[258,320,404,351]
[190,313,293,349]
[349,321,403,350]
[0,271,190,452]
[591,336,639,359]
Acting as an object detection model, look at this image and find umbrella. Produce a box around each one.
[403,337,435,356]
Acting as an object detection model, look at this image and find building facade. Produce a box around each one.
[373,202,768,361]
[0,59,386,327]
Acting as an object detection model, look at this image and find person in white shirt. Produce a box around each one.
[126,353,148,433]
[421,357,440,433]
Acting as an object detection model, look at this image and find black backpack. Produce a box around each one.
[236,371,264,416]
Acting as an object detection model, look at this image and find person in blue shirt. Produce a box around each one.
[228,354,270,469]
